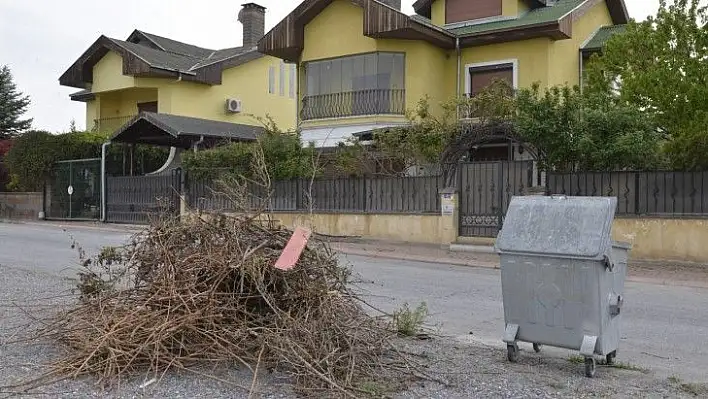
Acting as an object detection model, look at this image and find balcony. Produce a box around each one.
[92,115,137,135]
[301,89,405,121]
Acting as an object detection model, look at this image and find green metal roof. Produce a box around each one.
[581,24,626,51]
[447,0,584,36]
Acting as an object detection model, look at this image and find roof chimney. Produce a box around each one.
[238,3,266,49]
[379,0,401,10]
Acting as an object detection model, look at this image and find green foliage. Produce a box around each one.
[5,130,61,191]
[4,130,168,191]
[585,0,708,169]
[391,302,428,337]
[0,65,32,139]
[335,79,663,174]
[183,129,317,181]
[515,84,664,171]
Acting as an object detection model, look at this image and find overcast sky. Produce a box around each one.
[0,0,660,133]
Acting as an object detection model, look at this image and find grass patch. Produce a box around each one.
[567,356,647,372]
[567,355,584,364]
[392,302,428,337]
[668,376,708,396]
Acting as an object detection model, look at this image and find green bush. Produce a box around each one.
[183,131,317,181]
[4,130,169,191]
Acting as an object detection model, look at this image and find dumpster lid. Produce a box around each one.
[496,196,617,259]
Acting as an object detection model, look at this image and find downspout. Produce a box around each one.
[455,37,461,119]
[579,51,584,94]
[100,141,110,222]
[193,135,205,153]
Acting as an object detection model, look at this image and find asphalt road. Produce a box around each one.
[1,222,707,384]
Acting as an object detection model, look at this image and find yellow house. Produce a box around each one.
[59,3,296,150]
[258,0,628,153]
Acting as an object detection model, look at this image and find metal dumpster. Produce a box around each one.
[495,195,631,377]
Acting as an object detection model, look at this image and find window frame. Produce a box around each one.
[464,59,518,96]
[303,51,406,97]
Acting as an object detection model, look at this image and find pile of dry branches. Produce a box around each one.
[24,213,423,397]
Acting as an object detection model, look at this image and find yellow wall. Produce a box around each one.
[85,99,98,130]
[431,0,446,26]
[458,38,552,92]
[612,218,708,263]
[264,212,458,246]
[300,0,451,126]
[91,51,135,93]
[301,0,377,61]
[502,0,530,17]
[549,0,612,87]
[96,88,157,119]
[87,51,295,130]
[272,212,708,263]
[160,56,296,131]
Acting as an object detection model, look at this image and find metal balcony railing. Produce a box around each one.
[301,89,405,121]
[92,115,137,134]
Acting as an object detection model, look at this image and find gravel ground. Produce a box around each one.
[1,264,704,399]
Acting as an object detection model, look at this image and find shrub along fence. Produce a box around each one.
[547,170,708,216]
[188,174,444,214]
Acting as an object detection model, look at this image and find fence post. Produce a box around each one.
[634,173,641,216]
[439,187,458,246]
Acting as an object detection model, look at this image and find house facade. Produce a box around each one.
[60,3,297,147]
[259,0,628,152]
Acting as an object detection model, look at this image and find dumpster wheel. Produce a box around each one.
[606,350,617,365]
[584,357,596,378]
[533,343,542,353]
[507,344,519,362]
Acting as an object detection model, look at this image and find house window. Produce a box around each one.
[463,60,517,119]
[279,62,286,96]
[466,61,516,96]
[268,66,275,94]
[303,52,405,119]
[289,64,296,99]
[137,101,158,113]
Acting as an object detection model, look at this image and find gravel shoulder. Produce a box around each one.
[1,264,704,399]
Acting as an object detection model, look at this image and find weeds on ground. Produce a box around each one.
[668,375,708,396]
[566,355,647,372]
[392,302,428,337]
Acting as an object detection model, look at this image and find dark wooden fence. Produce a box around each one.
[547,171,708,216]
[188,174,443,214]
[105,170,181,223]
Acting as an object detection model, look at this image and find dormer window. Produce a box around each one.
[446,0,502,24]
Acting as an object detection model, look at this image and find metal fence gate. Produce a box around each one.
[458,161,538,237]
[105,169,181,224]
[45,158,101,220]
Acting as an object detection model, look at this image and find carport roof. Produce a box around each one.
[111,112,263,148]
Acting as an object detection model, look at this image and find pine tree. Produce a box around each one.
[0,65,32,139]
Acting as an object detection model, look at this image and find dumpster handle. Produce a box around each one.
[602,254,615,271]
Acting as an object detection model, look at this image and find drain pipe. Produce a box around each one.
[100,141,110,222]
[455,37,461,118]
[193,135,205,153]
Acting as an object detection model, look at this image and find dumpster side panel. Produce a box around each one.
[597,244,629,355]
[501,254,602,350]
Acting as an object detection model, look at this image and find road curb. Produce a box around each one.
[335,247,708,290]
[1,220,144,234]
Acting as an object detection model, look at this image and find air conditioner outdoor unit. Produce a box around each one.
[225,98,242,113]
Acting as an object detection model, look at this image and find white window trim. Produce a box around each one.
[464,59,519,96]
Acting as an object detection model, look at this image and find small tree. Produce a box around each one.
[0,66,32,139]
[585,0,708,169]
